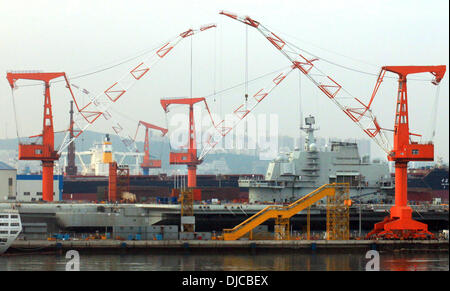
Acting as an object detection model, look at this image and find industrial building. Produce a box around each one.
[0,162,16,202]
[16,175,63,202]
[0,162,63,202]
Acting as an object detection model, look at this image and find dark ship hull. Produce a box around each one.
[63,167,449,204]
[407,167,449,203]
[62,174,261,203]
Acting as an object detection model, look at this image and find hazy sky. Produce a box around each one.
[0,0,448,161]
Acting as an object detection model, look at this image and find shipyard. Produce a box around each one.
[0,0,449,273]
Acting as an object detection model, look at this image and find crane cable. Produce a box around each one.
[190,33,194,99]
[429,85,441,142]
[10,89,21,142]
[298,70,303,144]
[14,43,164,89]
[266,24,432,82]
[244,24,249,146]
[284,39,432,82]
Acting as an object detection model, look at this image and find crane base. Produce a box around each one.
[367,216,435,240]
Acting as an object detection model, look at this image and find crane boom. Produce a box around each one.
[134,120,168,141]
[220,11,391,154]
[57,23,216,155]
[197,66,295,160]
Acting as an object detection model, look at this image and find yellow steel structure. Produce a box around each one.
[326,186,350,240]
[221,183,348,240]
[274,216,290,240]
[307,206,311,240]
[180,188,194,232]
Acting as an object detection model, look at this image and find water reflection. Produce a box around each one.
[0,252,448,271]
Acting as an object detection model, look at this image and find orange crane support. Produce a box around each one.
[6,72,70,202]
[108,161,130,202]
[221,11,447,240]
[161,98,206,188]
[134,121,168,175]
[366,66,446,239]
[108,162,118,202]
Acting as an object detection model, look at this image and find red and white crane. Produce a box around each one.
[220,11,446,239]
[133,120,168,175]
[57,24,216,155]
[6,72,75,202]
[161,98,207,188]
[367,66,446,239]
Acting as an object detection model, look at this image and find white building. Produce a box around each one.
[16,175,63,202]
[0,162,17,202]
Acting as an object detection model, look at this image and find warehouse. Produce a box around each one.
[0,161,17,202]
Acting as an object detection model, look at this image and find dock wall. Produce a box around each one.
[8,239,449,254]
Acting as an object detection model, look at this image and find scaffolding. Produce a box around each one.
[108,162,130,202]
[326,186,350,240]
[274,216,290,240]
[117,165,130,198]
[180,188,194,232]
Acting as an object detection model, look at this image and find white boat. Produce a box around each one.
[0,209,22,254]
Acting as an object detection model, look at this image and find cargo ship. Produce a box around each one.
[407,166,449,203]
[63,134,259,203]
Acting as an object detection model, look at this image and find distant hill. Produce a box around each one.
[0,130,270,175]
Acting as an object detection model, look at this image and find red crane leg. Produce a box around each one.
[187,165,197,188]
[391,162,409,218]
[42,161,54,201]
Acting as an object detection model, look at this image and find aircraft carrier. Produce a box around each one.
[3,115,447,240]
[239,116,394,204]
[0,200,447,239]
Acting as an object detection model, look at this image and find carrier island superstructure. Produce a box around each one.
[239,116,394,203]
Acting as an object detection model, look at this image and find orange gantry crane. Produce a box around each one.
[366,66,446,239]
[133,120,168,175]
[220,11,447,239]
[6,72,75,202]
[160,98,206,188]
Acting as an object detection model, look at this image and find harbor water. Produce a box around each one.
[0,251,448,271]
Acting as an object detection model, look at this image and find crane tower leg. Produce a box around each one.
[187,165,197,188]
[366,66,446,240]
[6,72,67,203]
[42,161,54,201]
